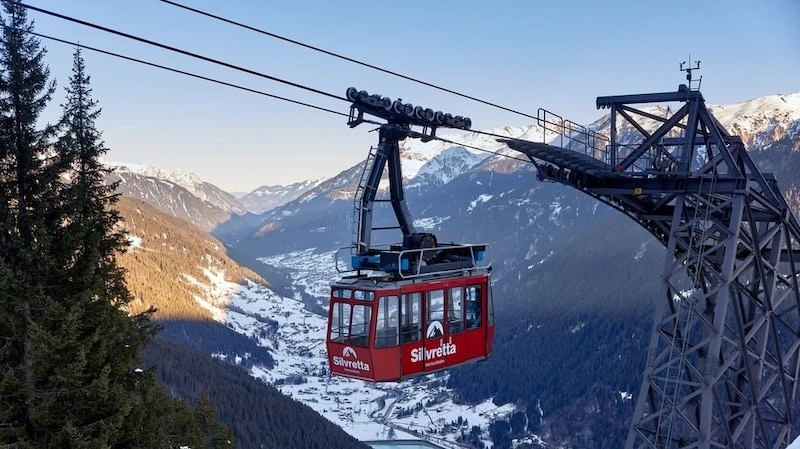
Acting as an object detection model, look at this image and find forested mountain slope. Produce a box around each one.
[144,337,369,449]
[116,196,263,318]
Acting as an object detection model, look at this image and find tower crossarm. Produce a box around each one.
[500,83,800,259]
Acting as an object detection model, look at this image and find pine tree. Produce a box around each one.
[0,0,60,444]
[38,45,156,447]
[192,394,236,448]
[55,48,236,448]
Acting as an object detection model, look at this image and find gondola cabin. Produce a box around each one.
[327,271,494,382]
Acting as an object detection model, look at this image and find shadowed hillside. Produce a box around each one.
[144,337,370,449]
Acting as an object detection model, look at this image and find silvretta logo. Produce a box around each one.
[332,345,370,371]
[411,337,458,367]
[410,323,458,364]
[426,320,444,339]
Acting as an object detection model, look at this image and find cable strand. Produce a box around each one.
[160,0,539,121]
[21,28,349,118]
[17,2,347,103]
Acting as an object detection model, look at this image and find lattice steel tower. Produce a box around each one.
[502,68,800,448]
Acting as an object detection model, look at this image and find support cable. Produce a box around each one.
[19,2,652,175]
[32,33,527,167]
[18,2,622,168]
[160,1,644,160]
[159,0,539,122]
[24,29,349,118]
[16,2,347,102]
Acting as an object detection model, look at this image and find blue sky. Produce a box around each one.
[25,0,800,192]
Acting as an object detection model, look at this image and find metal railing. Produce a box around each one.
[334,243,492,278]
[396,243,492,280]
[537,108,610,164]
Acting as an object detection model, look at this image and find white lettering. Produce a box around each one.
[333,356,370,371]
[409,338,457,363]
[424,359,445,368]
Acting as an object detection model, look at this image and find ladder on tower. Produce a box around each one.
[351,146,378,256]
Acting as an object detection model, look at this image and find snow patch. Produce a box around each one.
[468,194,493,212]
[634,242,647,261]
[127,235,143,251]
[414,216,451,230]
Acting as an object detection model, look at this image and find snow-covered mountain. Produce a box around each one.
[107,161,248,215]
[239,178,327,214]
[404,125,542,189]
[105,162,261,242]
[710,92,800,147]
[711,93,800,192]
[234,124,555,258]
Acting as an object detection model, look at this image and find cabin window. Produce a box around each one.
[466,285,482,330]
[332,288,352,299]
[401,292,421,343]
[354,290,374,301]
[349,304,371,347]
[375,295,399,348]
[448,287,464,335]
[487,285,494,326]
[329,302,371,347]
[329,302,351,343]
[426,290,445,338]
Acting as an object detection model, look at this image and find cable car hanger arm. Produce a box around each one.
[346,88,488,277]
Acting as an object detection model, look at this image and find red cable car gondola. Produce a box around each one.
[326,88,494,382]
[327,246,494,382]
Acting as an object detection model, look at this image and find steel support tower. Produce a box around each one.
[502,83,800,449]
